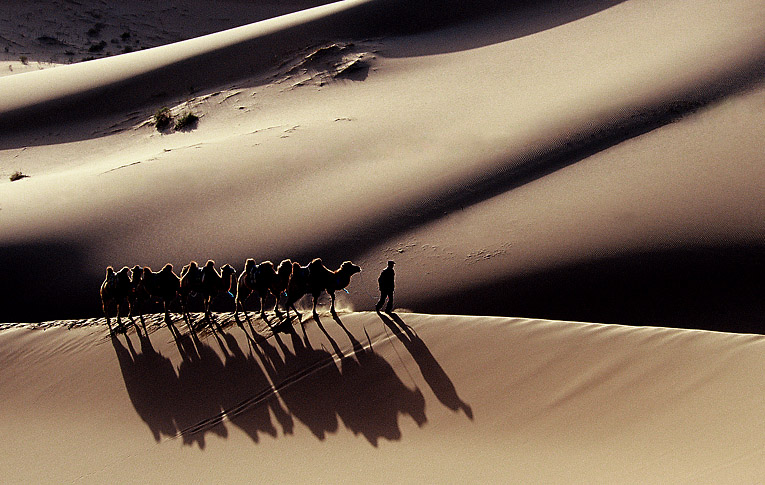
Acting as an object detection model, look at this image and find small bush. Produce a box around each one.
[10,171,28,182]
[153,107,172,131]
[174,112,199,131]
[19,56,28,65]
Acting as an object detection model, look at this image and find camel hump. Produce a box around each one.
[309,257,323,267]
[105,266,115,276]
[161,263,173,272]
[205,259,215,268]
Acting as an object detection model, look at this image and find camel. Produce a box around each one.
[100,266,132,333]
[307,258,361,316]
[270,259,293,316]
[179,260,203,324]
[251,259,292,318]
[186,260,236,328]
[127,265,145,322]
[234,258,258,322]
[284,261,311,320]
[141,264,182,332]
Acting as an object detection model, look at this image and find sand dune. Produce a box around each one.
[3,313,765,482]
[1,0,762,328]
[1,0,764,480]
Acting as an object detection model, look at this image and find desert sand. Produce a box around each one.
[1,0,764,482]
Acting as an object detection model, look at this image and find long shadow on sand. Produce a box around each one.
[112,312,473,448]
[414,244,765,334]
[112,326,283,448]
[377,312,473,419]
[248,315,427,446]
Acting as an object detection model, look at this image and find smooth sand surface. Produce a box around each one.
[0,0,763,481]
[3,313,765,483]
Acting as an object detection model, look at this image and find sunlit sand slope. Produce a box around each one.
[0,0,763,329]
[2,313,765,482]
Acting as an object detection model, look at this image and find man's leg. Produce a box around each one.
[385,291,394,313]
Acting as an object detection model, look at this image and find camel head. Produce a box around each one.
[340,261,361,275]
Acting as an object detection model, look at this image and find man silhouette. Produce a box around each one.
[376,260,395,313]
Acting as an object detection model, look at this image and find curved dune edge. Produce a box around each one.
[2,312,765,482]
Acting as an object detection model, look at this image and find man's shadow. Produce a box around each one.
[330,313,427,445]
[377,312,473,420]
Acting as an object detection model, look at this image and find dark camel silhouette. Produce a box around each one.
[100,266,132,333]
[285,261,311,320]
[141,264,183,333]
[234,258,258,322]
[307,258,361,317]
[202,260,236,326]
[179,260,203,324]
[127,265,145,323]
[251,259,292,319]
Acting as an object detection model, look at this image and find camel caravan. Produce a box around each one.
[99,258,361,335]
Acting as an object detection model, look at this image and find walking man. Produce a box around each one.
[376,260,395,313]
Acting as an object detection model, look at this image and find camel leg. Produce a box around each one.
[204,297,212,326]
[291,304,302,321]
[131,299,147,334]
[312,293,320,318]
[260,295,267,318]
[163,300,174,326]
[181,295,193,328]
[329,291,337,316]
[234,298,242,323]
[102,300,113,334]
[273,292,283,317]
[116,301,126,333]
[182,297,196,335]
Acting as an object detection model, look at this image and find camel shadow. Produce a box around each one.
[111,326,285,448]
[112,311,470,448]
[248,314,427,446]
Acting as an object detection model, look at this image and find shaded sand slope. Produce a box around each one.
[2,313,765,482]
[0,0,764,328]
[0,0,333,70]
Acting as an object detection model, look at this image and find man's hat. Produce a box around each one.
[388,260,395,266]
